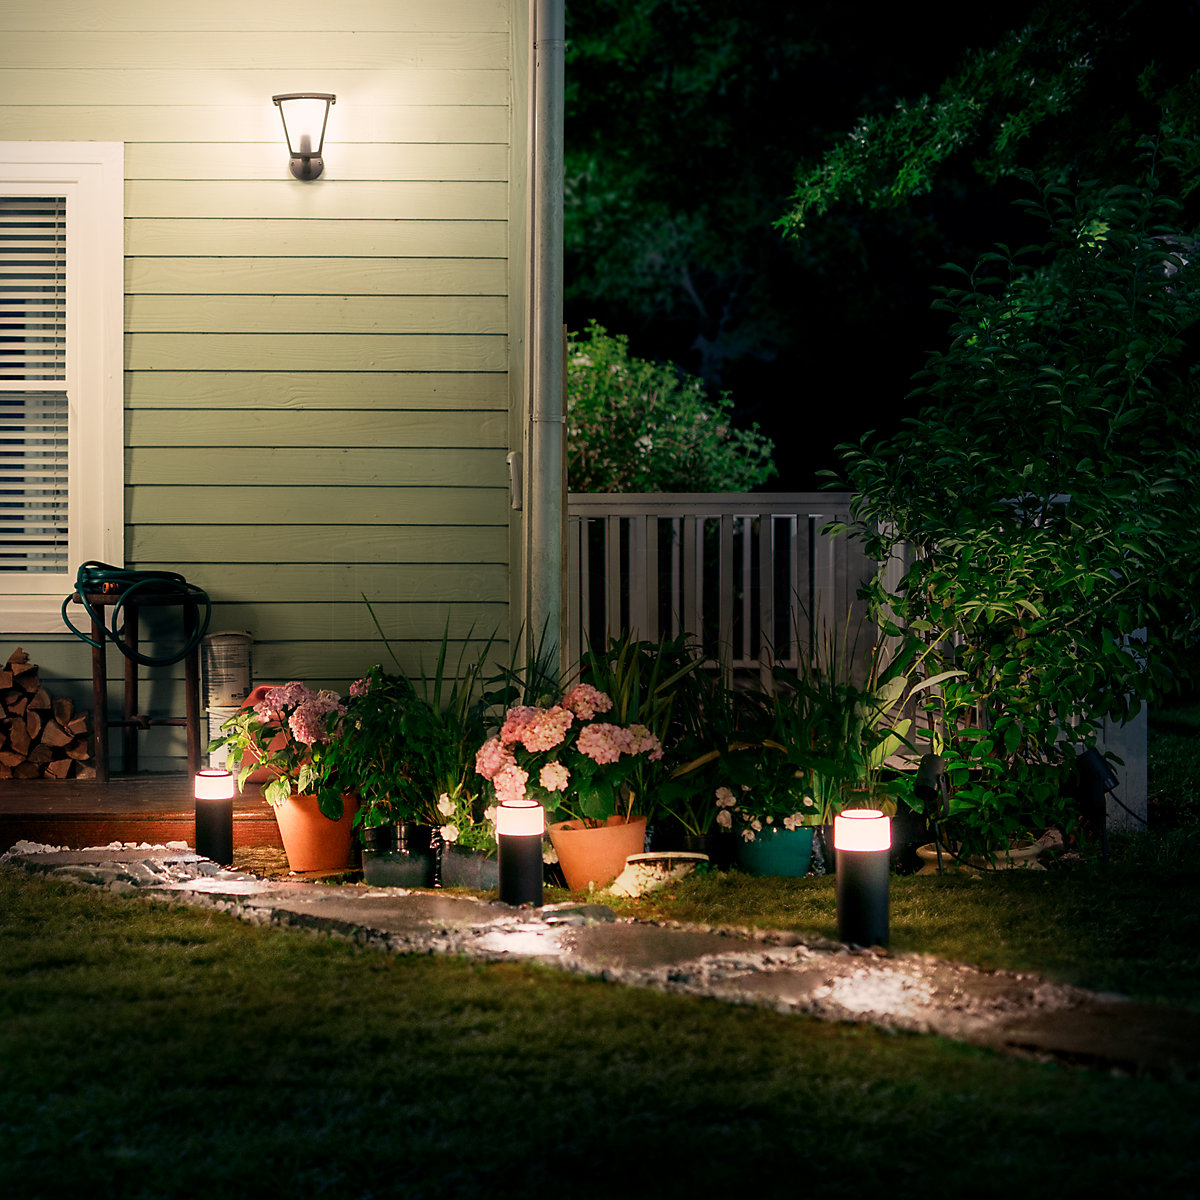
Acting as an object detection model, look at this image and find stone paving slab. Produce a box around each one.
[4,840,1198,1077]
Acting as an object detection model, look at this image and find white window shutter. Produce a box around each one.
[0,195,70,573]
[0,143,123,632]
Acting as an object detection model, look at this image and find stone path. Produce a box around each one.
[5,840,1198,1077]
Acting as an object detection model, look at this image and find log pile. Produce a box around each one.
[0,648,94,780]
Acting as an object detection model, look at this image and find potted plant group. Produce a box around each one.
[208,681,357,872]
[434,785,500,889]
[474,681,665,891]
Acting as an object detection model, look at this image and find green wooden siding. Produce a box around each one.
[0,0,523,770]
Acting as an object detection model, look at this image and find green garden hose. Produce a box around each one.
[61,562,212,667]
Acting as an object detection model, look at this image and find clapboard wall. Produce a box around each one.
[0,0,524,768]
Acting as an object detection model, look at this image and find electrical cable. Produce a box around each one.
[61,561,212,667]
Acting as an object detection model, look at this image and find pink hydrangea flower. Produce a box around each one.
[349,677,370,697]
[520,706,573,752]
[286,690,344,746]
[475,737,516,781]
[628,724,663,761]
[499,706,541,745]
[562,684,613,720]
[493,763,529,804]
[539,762,570,792]
[576,722,635,765]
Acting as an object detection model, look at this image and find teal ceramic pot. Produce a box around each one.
[736,826,815,877]
[440,845,499,889]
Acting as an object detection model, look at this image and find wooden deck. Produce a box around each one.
[0,774,283,852]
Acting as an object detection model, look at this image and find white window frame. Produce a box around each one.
[1,143,124,633]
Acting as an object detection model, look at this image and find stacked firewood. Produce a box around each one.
[0,648,94,780]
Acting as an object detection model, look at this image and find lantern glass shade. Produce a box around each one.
[272,93,336,179]
[833,809,891,853]
[194,768,235,801]
[496,799,545,837]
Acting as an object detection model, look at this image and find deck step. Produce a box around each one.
[0,775,284,852]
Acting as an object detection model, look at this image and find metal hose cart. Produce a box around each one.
[62,563,212,781]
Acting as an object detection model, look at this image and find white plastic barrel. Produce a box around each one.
[201,631,253,707]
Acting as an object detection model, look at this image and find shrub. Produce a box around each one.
[566,320,777,492]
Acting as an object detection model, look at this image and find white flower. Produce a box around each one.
[439,823,459,844]
[716,809,733,829]
[802,796,815,808]
[483,806,497,826]
[765,814,774,824]
[751,818,762,832]
[437,793,455,818]
[715,787,736,808]
[741,828,755,842]
[542,843,559,865]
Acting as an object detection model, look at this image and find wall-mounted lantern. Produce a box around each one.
[272,93,336,180]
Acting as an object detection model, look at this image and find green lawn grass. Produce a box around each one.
[2,867,1198,1200]
[601,824,1200,1010]
[3,703,1197,1198]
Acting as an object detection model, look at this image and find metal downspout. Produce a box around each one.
[527,0,565,669]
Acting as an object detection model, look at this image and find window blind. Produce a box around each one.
[0,195,69,573]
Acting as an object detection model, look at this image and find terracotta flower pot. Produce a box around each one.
[272,792,358,872]
[547,815,647,892]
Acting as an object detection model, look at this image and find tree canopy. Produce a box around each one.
[565,0,1200,485]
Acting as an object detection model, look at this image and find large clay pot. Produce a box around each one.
[914,838,1049,875]
[547,815,647,892]
[272,792,358,872]
[736,826,815,877]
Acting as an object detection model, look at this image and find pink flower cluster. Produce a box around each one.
[576,722,634,765]
[288,690,345,746]
[492,763,529,805]
[539,762,570,792]
[474,687,665,808]
[254,681,345,747]
[475,737,515,780]
[505,704,574,753]
[562,683,613,720]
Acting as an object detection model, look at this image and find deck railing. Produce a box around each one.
[565,493,877,684]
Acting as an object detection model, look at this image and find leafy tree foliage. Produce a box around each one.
[834,138,1200,852]
[566,322,776,493]
[779,0,1200,235]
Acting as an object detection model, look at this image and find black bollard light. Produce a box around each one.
[834,809,890,947]
[497,799,544,907]
[194,768,235,866]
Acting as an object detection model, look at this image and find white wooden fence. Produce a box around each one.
[566,493,877,684]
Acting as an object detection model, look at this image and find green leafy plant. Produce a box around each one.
[578,630,703,821]
[566,320,776,492]
[833,135,1200,856]
[328,602,495,835]
[432,786,497,855]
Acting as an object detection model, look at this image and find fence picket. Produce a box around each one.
[566,494,873,683]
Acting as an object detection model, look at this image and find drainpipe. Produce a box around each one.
[526,0,565,672]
